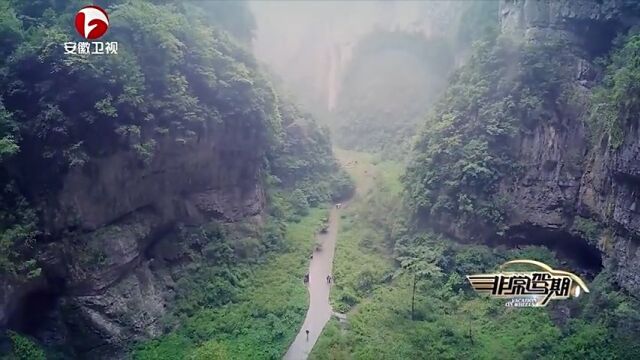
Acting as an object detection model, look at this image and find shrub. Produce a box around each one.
[589,34,640,149]
[7,331,45,360]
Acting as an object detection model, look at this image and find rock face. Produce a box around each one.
[496,0,640,294]
[1,125,267,357]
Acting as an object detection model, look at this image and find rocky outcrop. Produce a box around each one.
[1,124,267,357]
[501,0,639,55]
[496,0,640,294]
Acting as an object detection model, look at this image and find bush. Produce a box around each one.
[7,331,45,360]
[589,34,640,149]
[572,216,603,246]
[329,170,355,202]
[288,189,310,216]
[188,340,229,360]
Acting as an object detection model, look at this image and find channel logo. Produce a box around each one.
[74,5,109,40]
[467,259,589,307]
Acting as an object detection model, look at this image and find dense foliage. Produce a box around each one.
[589,33,640,149]
[313,151,640,360]
[403,34,573,232]
[0,0,279,279]
[0,0,350,358]
[4,331,45,360]
[269,100,354,212]
[134,208,329,360]
[133,115,350,358]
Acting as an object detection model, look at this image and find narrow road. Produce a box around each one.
[284,205,340,360]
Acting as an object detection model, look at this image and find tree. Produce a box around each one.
[395,242,442,320]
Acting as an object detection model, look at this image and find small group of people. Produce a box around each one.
[302,273,332,285]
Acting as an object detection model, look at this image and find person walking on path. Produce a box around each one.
[326,275,332,284]
[306,329,310,341]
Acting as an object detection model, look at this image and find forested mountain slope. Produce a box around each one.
[0,1,348,358]
[310,2,640,357]
[405,0,640,297]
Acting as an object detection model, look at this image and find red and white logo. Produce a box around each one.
[74,5,109,40]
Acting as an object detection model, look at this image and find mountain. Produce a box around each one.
[0,1,348,358]
[405,0,640,293]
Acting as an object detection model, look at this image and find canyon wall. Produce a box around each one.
[497,0,640,292]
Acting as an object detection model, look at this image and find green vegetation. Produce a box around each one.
[589,33,640,149]
[269,101,354,210]
[0,0,351,357]
[327,150,402,315]
[134,207,328,360]
[0,0,277,281]
[5,331,45,360]
[2,2,640,360]
[2,0,278,171]
[125,4,352,356]
[312,153,640,360]
[403,34,574,231]
[571,216,603,247]
[0,8,38,277]
[0,184,38,277]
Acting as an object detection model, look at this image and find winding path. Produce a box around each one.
[284,205,340,360]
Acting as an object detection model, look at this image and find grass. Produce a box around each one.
[133,207,327,360]
[333,148,403,195]
[329,207,395,313]
[329,149,402,314]
[311,151,640,360]
[312,150,409,359]
[312,151,566,359]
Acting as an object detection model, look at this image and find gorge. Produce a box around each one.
[2,1,640,359]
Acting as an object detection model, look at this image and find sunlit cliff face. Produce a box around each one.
[250,1,462,113]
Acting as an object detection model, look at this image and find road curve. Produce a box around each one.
[284,205,340,360]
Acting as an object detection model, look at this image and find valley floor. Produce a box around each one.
[134,209,328,360]
[134,149,640,360]
[284,206,340,359]
[308,150,640,360]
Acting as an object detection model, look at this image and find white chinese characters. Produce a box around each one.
[63,42,118,55]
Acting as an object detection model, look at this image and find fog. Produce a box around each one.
[249,1,468,116]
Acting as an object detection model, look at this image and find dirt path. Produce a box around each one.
[284,148,374,360]
[284,206,340,360]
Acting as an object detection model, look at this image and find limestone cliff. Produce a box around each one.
[1,112,269,356]
[0,2,341,358]
[496,0,640,293]
[405,0,640,295]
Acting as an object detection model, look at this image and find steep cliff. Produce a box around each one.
[499,0,640,293]
[405,0,640,294]
[0,1,343,358]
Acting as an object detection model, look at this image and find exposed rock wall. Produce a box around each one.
[498,0,640,294]
[1,123,267,357]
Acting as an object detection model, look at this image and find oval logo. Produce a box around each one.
[74,5,109,40]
